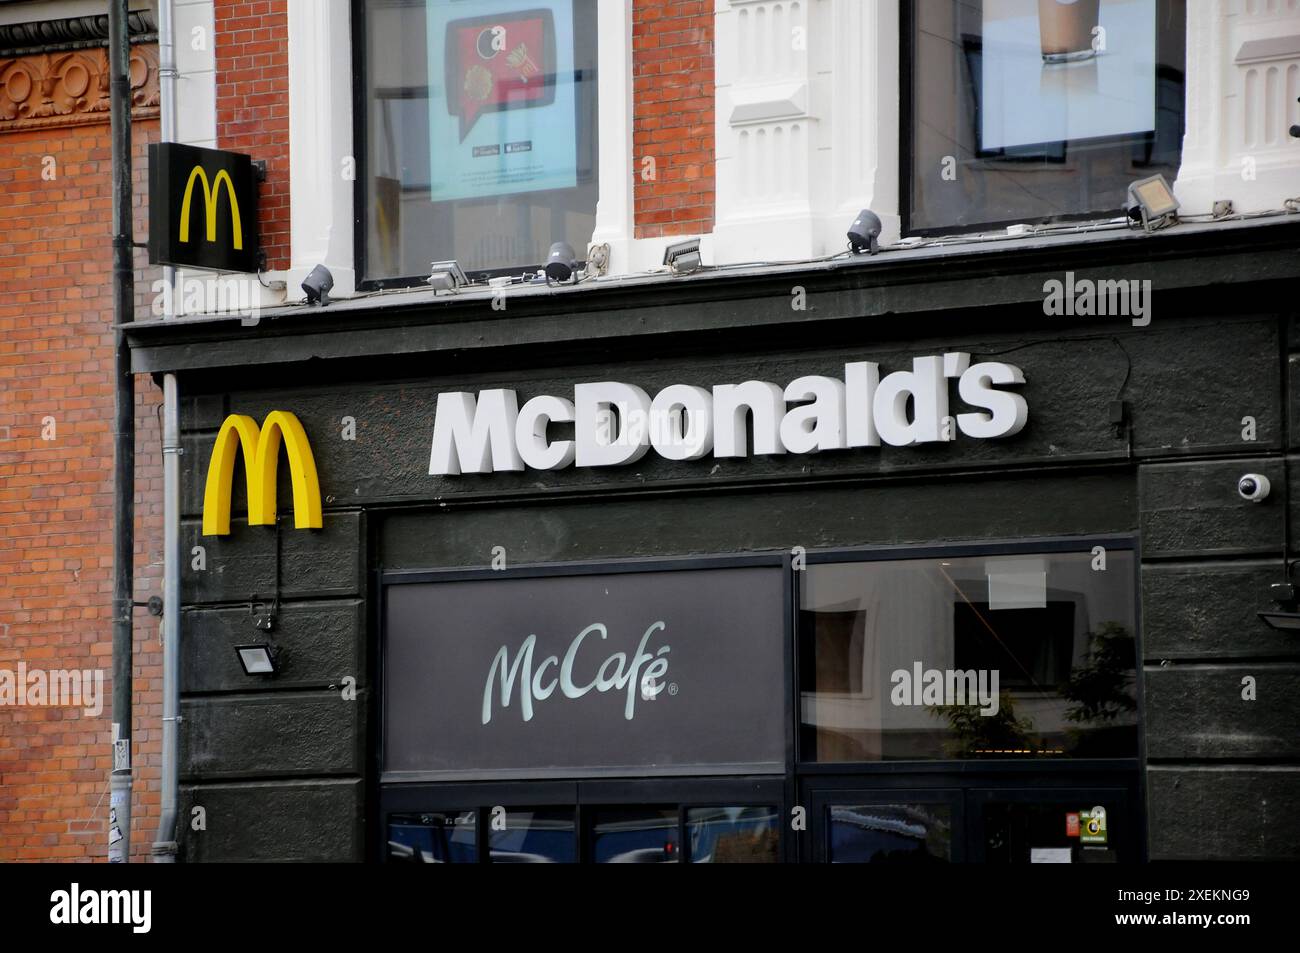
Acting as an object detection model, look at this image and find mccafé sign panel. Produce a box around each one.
[148,142,260,273]
[428,353,1028,475]
[383,566,787,778]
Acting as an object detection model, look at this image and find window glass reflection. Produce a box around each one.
[591,807,680,863]
[830,804,953,863]
[361,0,600,282]
[799,549,1137,760]
[687,807,780,863]
[388,811,476,863]
[489,808,576,863]
[907,0,1184,232]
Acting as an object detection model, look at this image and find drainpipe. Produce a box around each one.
[108,0,135,865]
[152,0,182,864]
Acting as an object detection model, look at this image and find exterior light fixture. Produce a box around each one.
[848,209,882,255]
[1257,611,1300,632]
[663,238,702,274]
[235,643,278,676]
[1126,174,1180,231]
[1259,581,1300,631]
[545,242,578,283]
[426,260,468,293]
[302,264,334,306]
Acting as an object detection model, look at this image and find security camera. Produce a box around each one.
[1237,473,1271,502]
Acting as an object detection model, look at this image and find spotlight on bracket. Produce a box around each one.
[1258,611,1300,632]
[848,209,883,255]
[663,238,702,275]
[302,264,334,306]
[545,242,578,283]
[1126,174,1180,231]
[235,642,278,676]
[426,260,469,293]
[1258,581,1300,632]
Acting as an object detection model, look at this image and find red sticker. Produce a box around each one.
[1066,812,1080,837]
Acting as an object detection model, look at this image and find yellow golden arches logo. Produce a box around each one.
[202,412,322,536]
[179,166,243,250]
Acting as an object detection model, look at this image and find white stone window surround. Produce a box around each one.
[287,0,355,299]
[284,0,896,287]
[710,0,1300,265]
[712,0,900,267]
[608,0,901,273]
[1175,0,1300,215]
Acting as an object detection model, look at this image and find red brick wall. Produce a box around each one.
[633,0,715,239]
[215,0,291,271]
[0,117,163,861]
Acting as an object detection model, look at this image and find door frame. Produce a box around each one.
[799,762,1143,863]
[378,776,791,863]
[807,784,968,863]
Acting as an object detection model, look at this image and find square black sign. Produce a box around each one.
[148,142,260,273]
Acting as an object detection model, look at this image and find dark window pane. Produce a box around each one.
[906,0,1185,233]
[830,804,952,863]
[687,807,780,863]
[591,807,680,863]
[983,801,1121,863]
[799,549,1138,760]
[362,0,599,282]
[488,808,576,863]
[388,811,477,863]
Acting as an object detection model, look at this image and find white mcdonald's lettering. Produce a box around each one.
[429,353,1028,475]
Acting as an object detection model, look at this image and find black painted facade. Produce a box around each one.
[126,218,1300,861]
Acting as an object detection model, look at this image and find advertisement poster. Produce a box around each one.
[980,0,1156,150]
[426,0,578,202]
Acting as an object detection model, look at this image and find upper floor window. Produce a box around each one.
[357,0,599,288]
[903,0,1185,234]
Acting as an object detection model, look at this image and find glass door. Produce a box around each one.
[966,785,1135,863]
[802,777,1138,863]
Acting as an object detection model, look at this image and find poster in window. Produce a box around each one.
[426,0,578,202]
[980,0,1156,150]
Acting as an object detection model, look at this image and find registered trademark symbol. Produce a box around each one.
[668,683,678,696]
